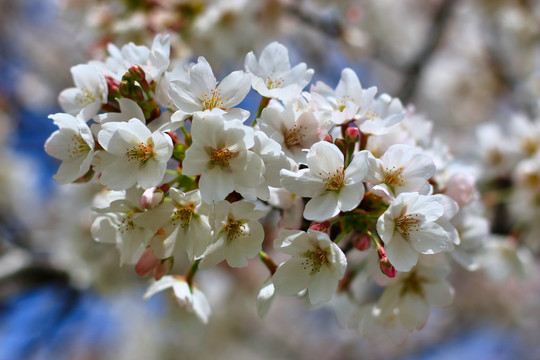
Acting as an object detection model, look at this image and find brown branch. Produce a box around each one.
[398,0,458,103]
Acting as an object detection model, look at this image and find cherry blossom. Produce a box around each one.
[44,113,95,183]
[182,113,264,203]
[97,118,173,190]
[245,41,314,101]
[281,141,369,221]
[376,192,459,272]
[272,230,347,304]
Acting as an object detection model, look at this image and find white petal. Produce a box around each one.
[384,234,418,272]
[307,269,339,304]
[410,222,451,254]
[397,294,430,331]
[272,257,311,296]
[256,280,276,318]
[423,281,454,307]
[304,192,340,221]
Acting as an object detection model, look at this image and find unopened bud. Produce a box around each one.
[345,126,360,142]
[352,232,370,251]
[105,75,120,94]
[140,187,163,209]
[379,259,396,278]
[324,134,333,143]
[119,80,131,98]
[154,257,174,280]
[309,221,331,233]
[135,248,160,277]
[445,172,476,206]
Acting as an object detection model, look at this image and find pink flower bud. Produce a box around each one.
[154,258,173,280]
[345,127,360,142]
[309,221,331,233]
[105,75,120,94]
[377,245,387,260]
[445,172,476,206]
[324,134,333,143]
[140,187,163,209]
[352,232,370,251]
[379,260,396,278]
[135,248,160,277]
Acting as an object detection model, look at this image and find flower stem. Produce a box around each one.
[334,231,348,244]
[259,250,278,275]
[253,96,271,127]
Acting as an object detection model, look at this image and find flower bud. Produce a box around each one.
[345,126,360,142]
[445,172,476,206]
[135,248,160,277]
[105,75,120,95]
[128,64,150,91]
[335,138,347,155]
[352,232,370,251]
[309,221,331,233]
[324,134,333,143]
[379,260,396,278]
[154,257,174,280]
[140,187,163,209]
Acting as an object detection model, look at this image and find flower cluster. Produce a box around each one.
[45,36,489,335]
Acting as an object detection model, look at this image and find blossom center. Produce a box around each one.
[76,87,95,106]
[172,204,195,229]
[266,74,284,89]
[126,141,154,162]
[322,167,345,191]
[522,138,539,156]
[302,247,329,274]
[383,166,405,192]
[284,125,307,147]
[202,87,226,110]
[224,218,245,240]
[400,271,427,297]
[67,135,90,159]
[118,214,136,234]
[209,147,236,167]
[395,210,422,237]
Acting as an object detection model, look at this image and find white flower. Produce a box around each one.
[281,141,369,221]
[451,203,489,271]
[477,236,534,281]
[134,189,214,260]
[91,188,153,265]
[476,123,520,179]
[199,200,265,269]
[377,256,454,331]
[93,34,170,82]
[509,114,540,157]
[272,230,347,304]
[97,118,173,190]
[357,93,405,135]
[268,187,304,230]
[310,67,377,125]
[258,105,323,164]
[44,113,95,183]
[95,98,145,125]
[245,41,314,101]
[58,64,108,121]
[376,193,458,272]
[144,275,211,324]
[236,130,296,201]
[168,56,251,121]
[365,144,436,201]
[182,113,264,203]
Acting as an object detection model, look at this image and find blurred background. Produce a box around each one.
[1,0,540,359]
